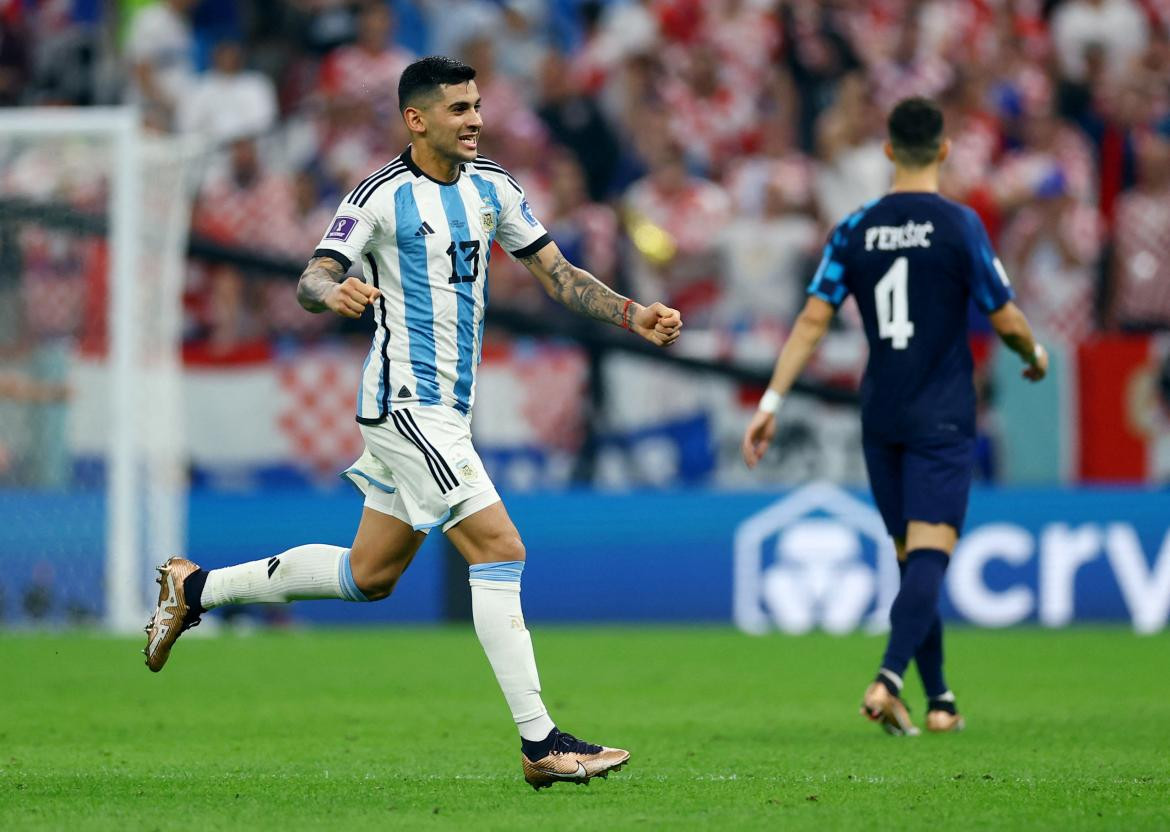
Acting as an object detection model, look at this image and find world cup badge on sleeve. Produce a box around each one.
[326,216,358,241]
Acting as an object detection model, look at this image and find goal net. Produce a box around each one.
[0,109,193,632]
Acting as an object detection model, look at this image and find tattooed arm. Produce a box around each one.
[518,245,628,325]
[297,255,380,318]
[518,242,683,347]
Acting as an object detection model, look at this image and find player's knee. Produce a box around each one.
[353,566,400,601]
[482,532,525,564]
[348,550,407,601]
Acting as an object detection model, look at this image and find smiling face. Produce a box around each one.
[405,80,483,165]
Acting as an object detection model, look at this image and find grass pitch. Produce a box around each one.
[1,627,1167,831]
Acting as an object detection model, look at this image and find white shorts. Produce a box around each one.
[340,406,500,533]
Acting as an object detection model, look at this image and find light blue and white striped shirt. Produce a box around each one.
[314,147,550,422]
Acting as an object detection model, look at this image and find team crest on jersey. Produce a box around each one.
[480,206,496,233]
[456,457,480,483]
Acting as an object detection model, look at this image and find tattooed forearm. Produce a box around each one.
[296,256,345,312]
[524,250,634,326]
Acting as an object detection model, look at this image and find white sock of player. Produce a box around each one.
[469,561,556,742]
[200,544,369,609]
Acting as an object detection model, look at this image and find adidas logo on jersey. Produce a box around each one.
[397,386,412,399]
[415,221,435,237]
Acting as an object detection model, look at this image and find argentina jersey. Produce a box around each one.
[314,148,550,421]
[806,192,1014,440]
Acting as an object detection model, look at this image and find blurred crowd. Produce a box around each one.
[4,0,1170,358]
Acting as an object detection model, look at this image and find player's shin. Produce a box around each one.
[915,614,948,699]
[196,545,370,611]
[878,548,949,689]
[468,562,556,743]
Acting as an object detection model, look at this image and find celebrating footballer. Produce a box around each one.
[145,55,681,789]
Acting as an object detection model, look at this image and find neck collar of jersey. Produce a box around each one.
[402,145,461,186]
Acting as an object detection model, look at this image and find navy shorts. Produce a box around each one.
[862,433,975,539]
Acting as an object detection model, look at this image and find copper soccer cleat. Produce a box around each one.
[521,730,630,790]
[926,709,966,733]
[143,557,202,672]
[861,682,920,736]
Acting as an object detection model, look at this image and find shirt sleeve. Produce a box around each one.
[962,207,1015,314]
[312,200,380,271]
[495,176,551,259]
[806,226,850,308]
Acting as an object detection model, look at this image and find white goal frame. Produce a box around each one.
[0,107,187,632]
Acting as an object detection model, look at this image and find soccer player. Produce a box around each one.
[144,56,682,788]
[742,97,1047,735]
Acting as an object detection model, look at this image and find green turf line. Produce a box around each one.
[1,628,1167,831]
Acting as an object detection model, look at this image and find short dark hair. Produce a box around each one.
[398,56,477,113]
[887,97,944,168]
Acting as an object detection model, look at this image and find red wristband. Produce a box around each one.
[621,299,634,330]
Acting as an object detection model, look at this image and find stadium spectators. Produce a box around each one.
[124,0,199,130]
[701,0,780,94]
[490,1,551,83]
[0,13,30,106]
[8,0,1170,352]
[192,138,296,255]
[623,139,732,325]
[457,36,548,167]
[1000,186,1103,347]
[813,73,890,224]
[316,2,413,128]
[535,52,622,200]
[867,9,953,115]
[186,263,265,357]
[659,40,757,174]
[542,152,620,288]
[1108,132,1170,331]
[178,40,278,143]
[1051,0,1149,83]
[259,171,339,338]
[718,175,819,332]
[780,2,861,153]
[571,0,659,94]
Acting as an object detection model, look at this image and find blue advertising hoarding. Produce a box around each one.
[1,484,1167,631]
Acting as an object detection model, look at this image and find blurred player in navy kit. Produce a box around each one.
[743,97,1048,735]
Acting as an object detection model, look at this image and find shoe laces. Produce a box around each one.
[551,730,602,756]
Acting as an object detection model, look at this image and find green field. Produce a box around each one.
[1,627,1167,830]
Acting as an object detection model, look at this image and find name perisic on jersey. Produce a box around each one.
[865,220,934,252]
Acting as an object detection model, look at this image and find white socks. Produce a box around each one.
[200,544,368,609]
[198,551,555,741]
[469,561,555,742]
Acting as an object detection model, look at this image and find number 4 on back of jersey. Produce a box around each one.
[875,256,915,350]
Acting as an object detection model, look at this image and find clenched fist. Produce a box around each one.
[327,277,381,318]
[632,302,682,347]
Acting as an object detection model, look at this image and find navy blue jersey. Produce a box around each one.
[807,192,1014,440]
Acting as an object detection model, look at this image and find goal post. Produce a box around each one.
[0,108,193,632]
